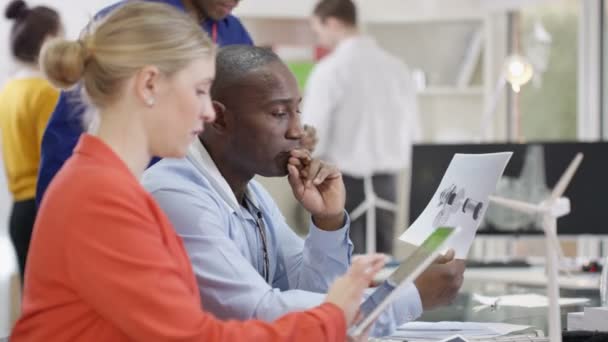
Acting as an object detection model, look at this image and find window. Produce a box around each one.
[518,1,579,141]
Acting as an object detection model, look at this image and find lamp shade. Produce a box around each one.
[503,54,534,93]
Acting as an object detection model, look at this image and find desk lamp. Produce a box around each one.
[480,54,534,140]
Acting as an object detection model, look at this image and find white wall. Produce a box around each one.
[1,0,118,82]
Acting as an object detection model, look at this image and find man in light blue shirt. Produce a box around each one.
[142,45,464,337]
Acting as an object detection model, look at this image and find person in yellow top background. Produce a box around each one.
[0,0,63,283]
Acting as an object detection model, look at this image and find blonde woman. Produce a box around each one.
[11,2,382,341]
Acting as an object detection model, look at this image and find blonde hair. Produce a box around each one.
[39,1,215,108]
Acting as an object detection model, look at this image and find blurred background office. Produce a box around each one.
[0,0,64,337]
[1,0,607,338]
[230,0,603,258]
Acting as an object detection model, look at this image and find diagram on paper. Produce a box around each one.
[434,184,484,228]
[400,152,512,258]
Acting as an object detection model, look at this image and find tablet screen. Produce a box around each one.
[350,227,458,336]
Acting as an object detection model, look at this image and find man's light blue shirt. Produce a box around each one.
[141,139,423,336]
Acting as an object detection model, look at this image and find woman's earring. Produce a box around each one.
[145,97,155,107]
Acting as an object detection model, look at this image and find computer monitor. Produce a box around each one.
[409,142,608,235]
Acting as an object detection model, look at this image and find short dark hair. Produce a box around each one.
[5,0,61,64]
[313,0,357,27]
[211,45,282,100]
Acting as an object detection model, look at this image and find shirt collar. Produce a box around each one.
[186,138,260,215]
[157,0,230,25]
[203,16,229,26]
[335,34,375,54]
[12,66,43,80]
[161,0,186,10]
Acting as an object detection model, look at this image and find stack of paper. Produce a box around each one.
[389,321,531,341]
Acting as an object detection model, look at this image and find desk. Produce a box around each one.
[373,267,600,340]
[373,331,547,341]
[420,276,600,333]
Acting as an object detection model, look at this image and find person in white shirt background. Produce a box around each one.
[302,0,422,255]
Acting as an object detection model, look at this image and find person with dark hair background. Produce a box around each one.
[35,0,254,207]
[0,0,63,284]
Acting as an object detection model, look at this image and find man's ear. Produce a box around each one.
[134,65,161,108]
[211,100,228,133]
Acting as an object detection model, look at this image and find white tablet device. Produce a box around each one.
[348,226,460,337]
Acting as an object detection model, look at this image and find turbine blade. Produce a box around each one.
[489,196,541,214]
[550,153,583,202]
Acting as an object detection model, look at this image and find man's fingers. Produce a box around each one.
[287,164,299,181]
[303,125,317,139]
[452,259,466,273]
[350,254,387,281]
[301,127,317,152]
[444,249,456,261]
[304,124,316,134]
[435,249,455,264]
[288,157,304,169]
[287,164,304,193]
[290,149,312,179]
[312,163,339,185]
[290,149,312,164]
[306,159,322,185]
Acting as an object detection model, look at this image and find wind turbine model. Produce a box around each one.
[349,176,398,253]
[488,153,583,342]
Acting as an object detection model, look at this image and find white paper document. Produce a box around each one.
[400,153,512,258]
[390,321,531,340]
[473,293,590,311]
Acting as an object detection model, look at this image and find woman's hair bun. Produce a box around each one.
[5,0,29,20]
[40,39,88,90]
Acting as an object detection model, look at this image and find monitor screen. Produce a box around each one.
[409,142,608,235]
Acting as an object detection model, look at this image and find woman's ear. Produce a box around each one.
[134,65,161,108]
